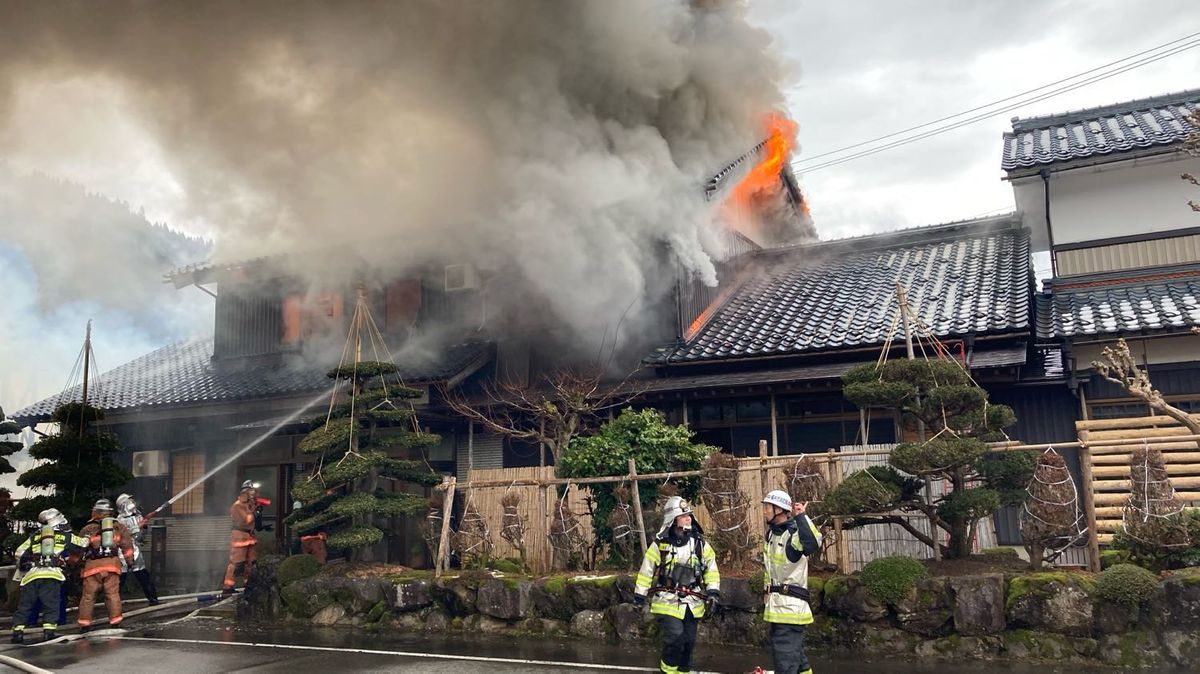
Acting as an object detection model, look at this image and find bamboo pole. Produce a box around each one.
[1077,431,1101,572]
[432,456,845,491]
[628,458,648,555]
[435,477,456,577]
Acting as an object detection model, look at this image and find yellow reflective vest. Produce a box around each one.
[14,530,86,585]
[634,532,720,619]
[763,514,822,625]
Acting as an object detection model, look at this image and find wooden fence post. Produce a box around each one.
[1079,430,1101,572]
[759,439,769,496]
[827,449,849,574]
[629,458,648,555]
[539,483,550,573]
[435,477,456,577]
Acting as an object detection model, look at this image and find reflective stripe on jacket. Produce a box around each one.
[634,533,720,619]
[14,532,86,585]
[762,514,821,625]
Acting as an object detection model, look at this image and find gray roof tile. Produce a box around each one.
[1002,89,1200,172]
[648,215,1031,365]
[13,338,492,424]
[1036,269,1200,338]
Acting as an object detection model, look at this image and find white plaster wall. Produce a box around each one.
[1013,152,1200,250]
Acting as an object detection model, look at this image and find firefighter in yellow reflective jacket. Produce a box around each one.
[11,508,86,644]
[633,496,720,674]
[762,489,822,674]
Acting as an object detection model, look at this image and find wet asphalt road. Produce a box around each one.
[0,620,1179,673]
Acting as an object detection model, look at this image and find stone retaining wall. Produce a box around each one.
[239,557,1200,670]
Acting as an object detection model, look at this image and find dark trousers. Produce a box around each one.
[770,623,811,674]
[657,608,698,673]
[14,579,63,631]
[121,569,159,603]
[22,582,67,627]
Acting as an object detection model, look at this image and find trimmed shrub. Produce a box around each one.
[1095,563,1159,606]
[277,554,321,586]
[860,555,928,605]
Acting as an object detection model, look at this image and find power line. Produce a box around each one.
[791,33,1200,174]
[793,30,1200,166]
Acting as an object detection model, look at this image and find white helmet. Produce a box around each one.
[655,496,694,539]
[763,490,793,513]
[116,493,137,516]
[38,508,69,530]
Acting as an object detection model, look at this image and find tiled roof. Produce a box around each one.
[12,338,493,424]
[1002,89,1200,172]
[647,215,1031,365]
[1036,268,1200,338]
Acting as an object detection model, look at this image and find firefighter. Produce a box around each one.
[11,509,84,644]
[633,496,720,674]
[78,499,136,632]
[761,490,821,674]
[223,480,258,593]
[299,530,328,565]
[115,493,160,605]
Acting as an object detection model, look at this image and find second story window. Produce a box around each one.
[282,292,344,346]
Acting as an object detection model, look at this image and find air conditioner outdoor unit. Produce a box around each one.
[131,451,169,478]
[444,263,479,292]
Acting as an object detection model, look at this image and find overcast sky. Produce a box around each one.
[748,0,1200,251]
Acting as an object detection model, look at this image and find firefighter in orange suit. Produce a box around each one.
[77,499,136,632]
[223,480,258,592]
[300,530,328,565]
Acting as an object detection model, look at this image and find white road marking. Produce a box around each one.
[114,635,659,671]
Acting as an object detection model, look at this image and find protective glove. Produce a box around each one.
[706,589,721,602]
[632,594,646,607]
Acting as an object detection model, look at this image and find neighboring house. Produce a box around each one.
[643,213,1070,459]
[1005,89,1200,421]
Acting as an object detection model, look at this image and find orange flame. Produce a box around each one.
[730,112,798,207]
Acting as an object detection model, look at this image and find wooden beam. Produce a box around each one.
[1091,464,1200,478]
[1093,476,1200,490]
[1076,415,1200,431]
[1078,431,1101,572]
[1092,451,1200,465]
[435,477,456,577]
[1093,491,1200,506]
[629,458,648,555]
[1085,426,1199,440]
[1091,441,1200,454]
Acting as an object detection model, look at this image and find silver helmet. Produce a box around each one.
[92,498,114,514]
[38,508,69,531]
[116,493,138,516]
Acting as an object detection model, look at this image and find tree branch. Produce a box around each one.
[1092,338,1200,437]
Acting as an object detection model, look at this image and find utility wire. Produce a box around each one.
[791,33,1200,174]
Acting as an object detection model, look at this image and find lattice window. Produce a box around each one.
[171,452,206,515]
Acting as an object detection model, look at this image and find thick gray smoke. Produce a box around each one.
[0,1,790,351]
